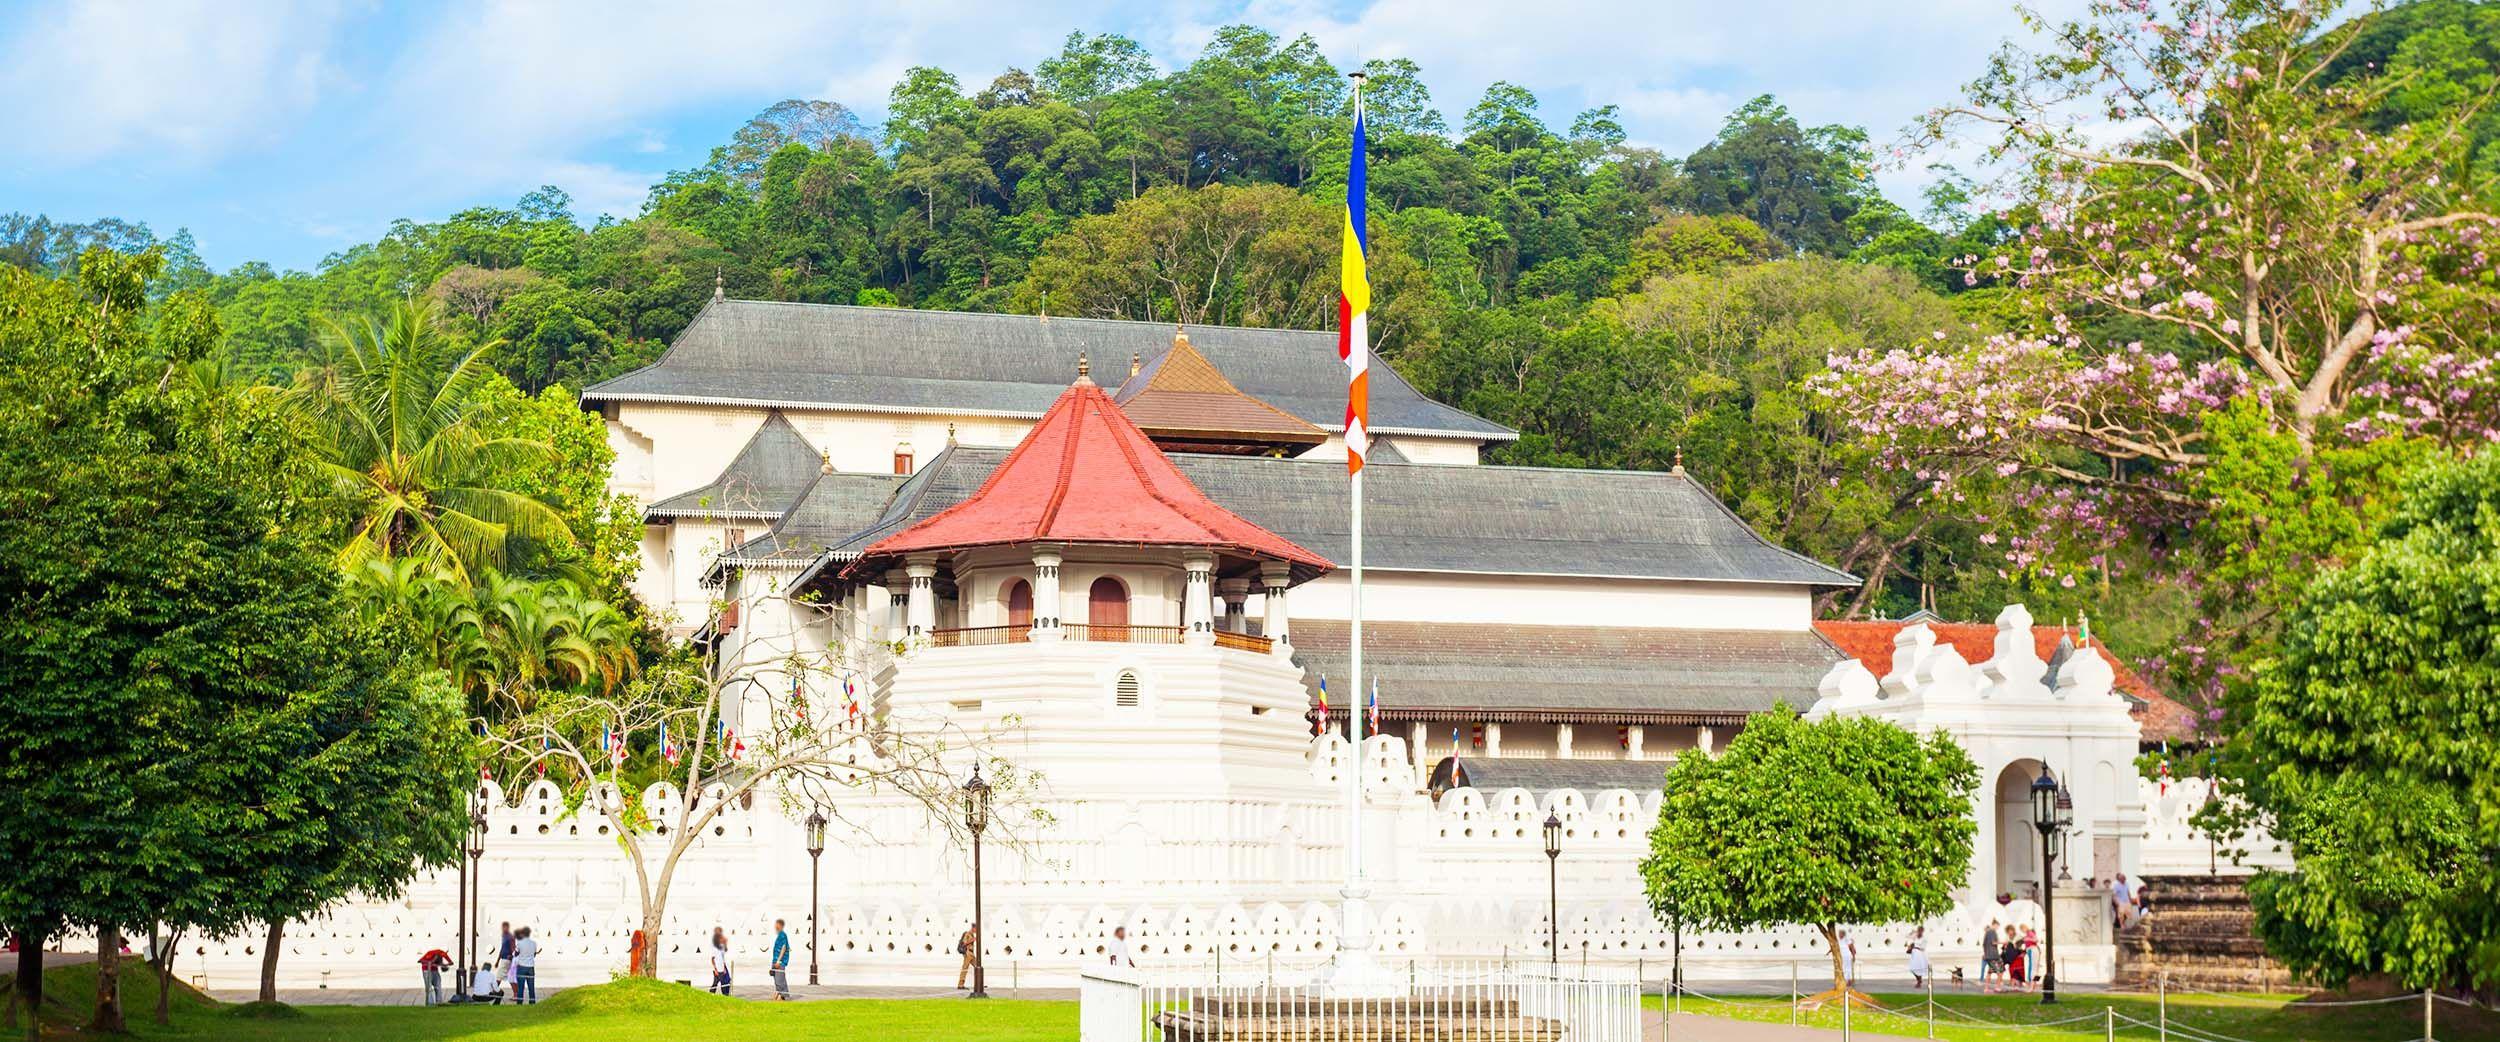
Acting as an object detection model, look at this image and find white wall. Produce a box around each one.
[1285,571,1815,631]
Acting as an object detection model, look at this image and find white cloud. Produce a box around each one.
[0,0,347,162]
[539,160,661,223]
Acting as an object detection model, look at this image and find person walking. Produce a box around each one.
[955,924,979,990]
[2109,873,2136,929]
[1838,930,1857,990]
[1906,926,1930,990]
[419,947,452,1006]
[1980,920,2002,993]
[511,926,540,1004]
[707,927,734,995]
[770,920,792,1001]
[1105,926,1134,969]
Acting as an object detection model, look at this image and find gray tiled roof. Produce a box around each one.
[715,469,909,572]
[1173,456,1859,586]
[582,300,1515,442]
[646,410,822,520]
[777,449,1858,587]
[1431,756,1672,796]
[1291,620,1843,723]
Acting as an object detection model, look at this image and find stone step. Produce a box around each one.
[2113,874,2302,992]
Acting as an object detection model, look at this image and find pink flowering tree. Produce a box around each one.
[1816,0,2500,718]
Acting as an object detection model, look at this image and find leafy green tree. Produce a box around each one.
[1671,95,1877,256]
[1642,707,1978,1000]
[0,250,467,1035]
[282,298,572,581]
[1039,32,1158,120]
[2214,450,2500,991]
[711,99,873,185]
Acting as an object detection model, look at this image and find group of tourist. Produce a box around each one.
[702,919,797,1000]
[409,917,1149,1004]
[418,922,540,1006]
[1978,919,2044,992]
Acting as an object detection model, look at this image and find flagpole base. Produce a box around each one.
[1321,885,1400,997]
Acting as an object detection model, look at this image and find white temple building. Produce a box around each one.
[180,296,2268,993]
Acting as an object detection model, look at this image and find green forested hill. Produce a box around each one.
[4,3,2494,631]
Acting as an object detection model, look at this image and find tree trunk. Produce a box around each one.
[258,920,284,1003]
[1821,922,1847,1000]
[637,900,668,979]
[89,925,124,1034]
[12,925,41,1042]
[153,930,181,1025]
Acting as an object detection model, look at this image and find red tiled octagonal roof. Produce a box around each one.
[850,377,1333,578]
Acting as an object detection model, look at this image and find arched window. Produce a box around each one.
[1087,576,1129,639]
[1114,670,1142,708]
[892,442,914,475]
[1004,578,1033,638]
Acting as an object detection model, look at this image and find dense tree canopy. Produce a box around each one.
[2216,451,2500,992]
[4,0,2495,667]
[0,251,468,1033]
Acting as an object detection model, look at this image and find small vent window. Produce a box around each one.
[1115,671,1141,708]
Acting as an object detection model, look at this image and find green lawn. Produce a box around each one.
[1647,988,2499,1042]
[13,965,2494,1042]
[4,966,1076,1042]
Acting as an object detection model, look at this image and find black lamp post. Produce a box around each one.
[454,788,473,981]
[805,808,827,986]
[1542,812,1564,970]
[963,765,993,999]
[465,791,488,986]
[2029,765,2072,1004]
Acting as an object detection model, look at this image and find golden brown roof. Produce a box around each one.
[1115,332,1329,450]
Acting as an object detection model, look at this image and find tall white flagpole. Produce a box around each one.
[1331,69,1387,995]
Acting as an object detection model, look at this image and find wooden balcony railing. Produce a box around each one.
[1212,630,1274,653]
[1064,624,1184,645]
[924,624,1269,650]
[928,625,1027,648]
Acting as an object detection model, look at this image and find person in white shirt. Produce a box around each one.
[2110,874,2136,928]
[1106,925,1134,968]
[511,926,541,1004]
[469,962,502,1004]
[707,927,734,995]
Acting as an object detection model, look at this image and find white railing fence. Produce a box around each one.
[1086,961,1639,1042]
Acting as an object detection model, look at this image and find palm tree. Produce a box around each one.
[347,560,640,716]
[287,299,570,582]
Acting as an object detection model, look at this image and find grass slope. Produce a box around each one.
[0,967,1076,1042]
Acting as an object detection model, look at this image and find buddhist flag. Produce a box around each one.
[1339,89,1371,474]
[1367,677,1381,733]
[1316,675,1331,730]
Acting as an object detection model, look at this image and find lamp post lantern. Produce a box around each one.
[2029,765,2073,1004]
[963,764,993,999]
[805,808,827,986]
[465,791,488,987]
[1542,812,1563,970]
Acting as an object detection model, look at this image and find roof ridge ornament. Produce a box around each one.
[1671,445,1685,475]
[713,269,725,302]
[820,449,833,475]
[1130,350,1142,378]
[1076,351,1091,383]
[947,422,958,445]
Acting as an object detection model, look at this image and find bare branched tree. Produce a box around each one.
[483,582,1043,979]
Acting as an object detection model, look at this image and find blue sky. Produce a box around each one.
[0,0,2071,273]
